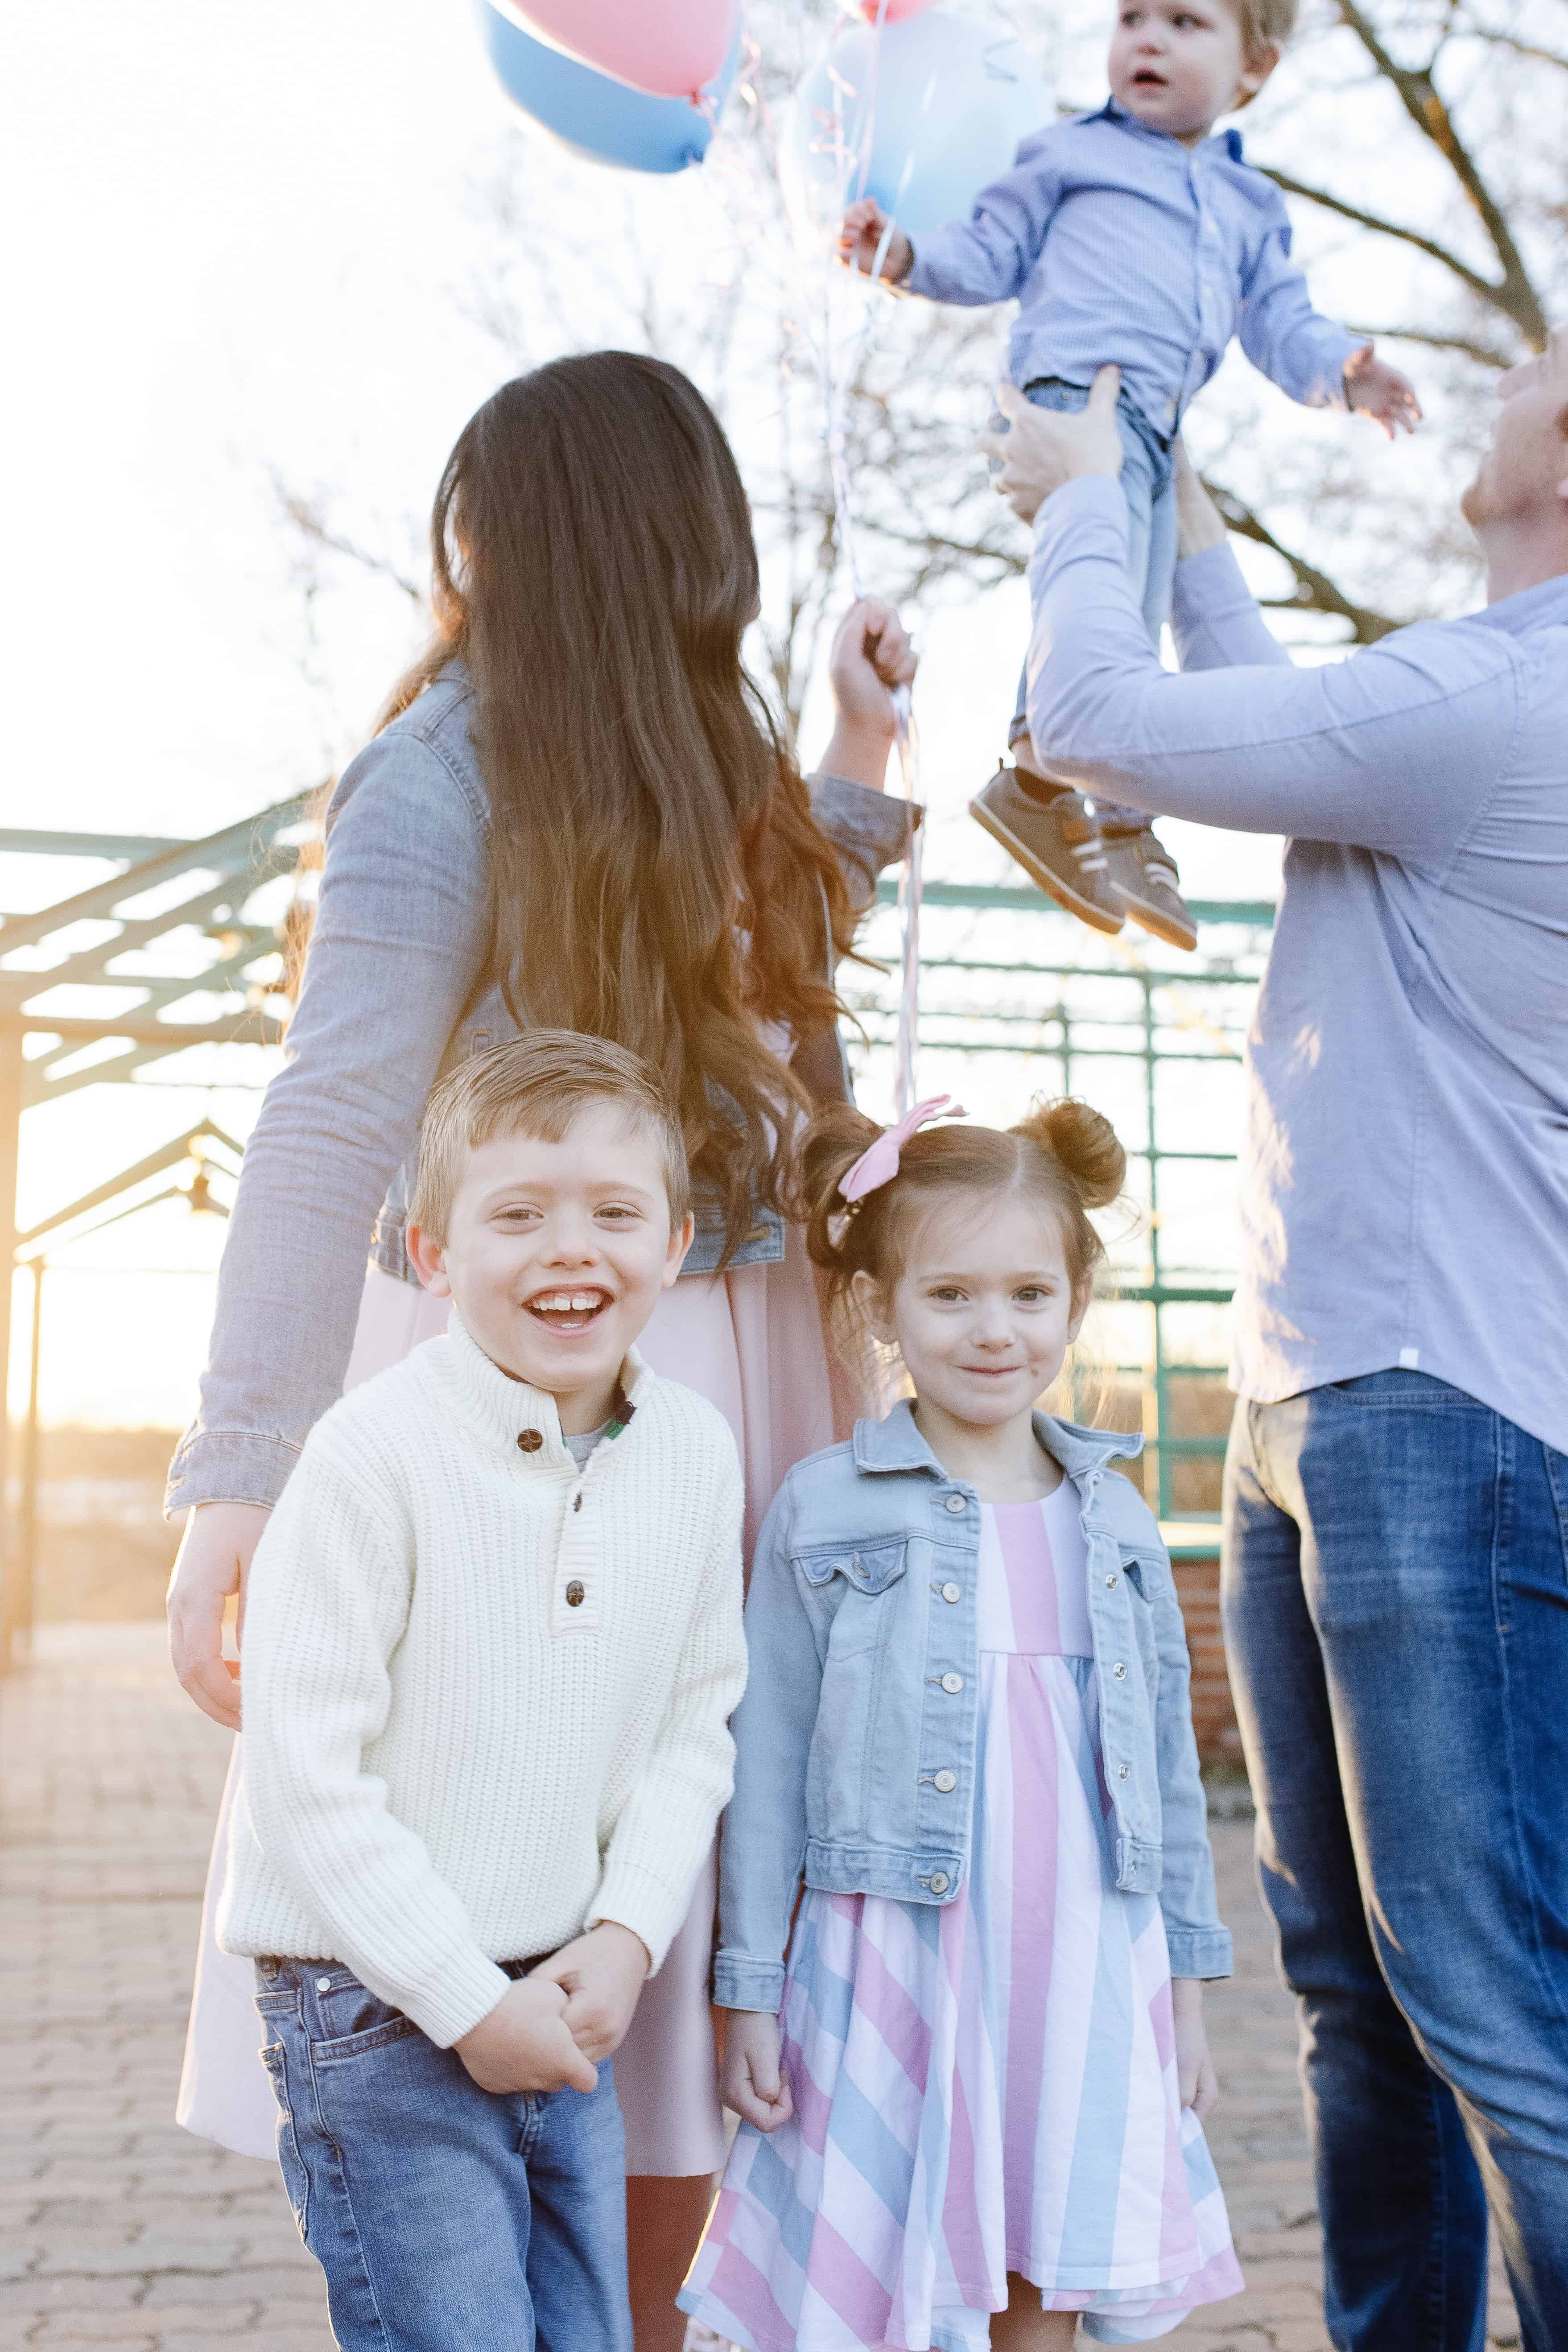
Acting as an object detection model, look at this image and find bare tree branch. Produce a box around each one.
[1202,480,1407,641]
[1333,0,1549,346]
[1258,167,1510,313]
[267,470,426,609]
[1342,322,1518,367]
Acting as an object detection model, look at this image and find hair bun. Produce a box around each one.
[1012,1096,1125,1211]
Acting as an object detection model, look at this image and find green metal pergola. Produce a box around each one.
[0,803,309,1661]
[1,812,1271,1661]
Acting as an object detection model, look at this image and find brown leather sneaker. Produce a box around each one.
[1101,823,1198,951]
[970,763,1125,936]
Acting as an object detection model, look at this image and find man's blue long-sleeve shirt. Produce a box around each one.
[904,101,1358,432]
[1023,475,1568,1454]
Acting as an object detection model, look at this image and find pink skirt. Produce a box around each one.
[176,1231,836,2173]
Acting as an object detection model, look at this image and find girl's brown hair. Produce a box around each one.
[801,1097,1126,1329]
[378,352,855,1264]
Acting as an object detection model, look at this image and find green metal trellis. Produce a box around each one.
[1,815,1271,1659]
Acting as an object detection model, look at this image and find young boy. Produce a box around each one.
[843,0,1419,949]
[219,1032,747,2352]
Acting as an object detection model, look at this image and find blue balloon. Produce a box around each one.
[791,10,1052,236]
[477,1,740,174]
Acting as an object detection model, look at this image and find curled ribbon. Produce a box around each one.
[839,1094,967,1204]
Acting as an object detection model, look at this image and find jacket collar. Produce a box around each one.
[1093,94,1245,162]
[437,1310,654,1465]
[852,1398,1142,1482]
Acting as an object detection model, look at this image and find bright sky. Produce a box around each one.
[4,0,1296,1431]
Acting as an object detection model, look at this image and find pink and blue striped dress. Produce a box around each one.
[680,1487,1243,2349]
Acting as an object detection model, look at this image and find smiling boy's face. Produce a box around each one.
[1109,0,1275,143]
[406,1102,693,1434]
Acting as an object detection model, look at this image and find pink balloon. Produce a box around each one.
[497,0,739,99]
[855,0,941,19]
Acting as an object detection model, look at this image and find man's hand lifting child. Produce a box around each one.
[840,196,913,287]
[531,1921,651,2064]
[720,2010,795,2134]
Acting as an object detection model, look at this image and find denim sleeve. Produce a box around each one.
[1237,206,1360,409]
[904,133,1062,308]
[809,770,916,913]
[1148,1559,1233,1980]
[165,732,490,1514]
[712,1484,822,2013]
[1024,475,1518,857]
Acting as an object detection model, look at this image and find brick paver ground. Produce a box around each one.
[1,1626,1520,2350]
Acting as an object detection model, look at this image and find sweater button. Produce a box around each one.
[518,1429,544,1453]
[565,1580,586,1608]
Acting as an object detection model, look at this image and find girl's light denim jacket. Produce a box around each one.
[166,665,912,1515]
[714,1402,1232,2011]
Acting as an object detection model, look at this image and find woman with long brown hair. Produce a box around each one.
[165,351,916,2345]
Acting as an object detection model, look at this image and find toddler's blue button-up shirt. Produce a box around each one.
[903,99,1359,432]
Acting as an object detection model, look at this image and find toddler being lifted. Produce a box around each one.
[844,0,1418,949]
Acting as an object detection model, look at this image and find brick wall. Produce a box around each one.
[1171,1551,1245,1766]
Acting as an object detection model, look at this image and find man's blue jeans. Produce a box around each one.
[255,1960,633,2352]
[1223,1374,1568,2351]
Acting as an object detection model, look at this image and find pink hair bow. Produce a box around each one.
[839,1095,966,1204]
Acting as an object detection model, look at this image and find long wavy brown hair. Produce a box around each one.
[379,353,857,1262]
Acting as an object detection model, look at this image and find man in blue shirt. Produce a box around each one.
[980,335,1568,2347]
[844,0,1417,953]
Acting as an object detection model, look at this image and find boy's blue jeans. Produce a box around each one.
[1224,1373,1568,2352]
[255,1959,633,2352]
[1009,376,1176,830]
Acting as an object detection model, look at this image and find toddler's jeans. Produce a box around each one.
[1008,376,1176,831]
[254,1958,632,2352]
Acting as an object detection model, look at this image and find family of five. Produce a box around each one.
[165,2,1568,2346]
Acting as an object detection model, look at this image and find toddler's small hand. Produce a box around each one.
[528,1921,650,2063]
[455,1977,598,2096]
[1345,342,1422,438]
[839,196,913,286]
[720,2010,794,2134]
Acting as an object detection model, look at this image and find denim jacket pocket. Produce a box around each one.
[800,1539,909,1657]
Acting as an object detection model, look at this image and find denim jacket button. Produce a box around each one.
[944,1493,967,1514]
[941,1582,961,1603]
[941,1672,964,1694]
[933,1770,957,1793]
[928,1871,950,1894]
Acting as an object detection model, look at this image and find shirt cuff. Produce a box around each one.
[164,1427,302,1518]
[808,770,921,913]
[712,1953,786,2013]
[1163,1924,1234,1980]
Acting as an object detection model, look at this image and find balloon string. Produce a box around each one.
[817,1,922,1113]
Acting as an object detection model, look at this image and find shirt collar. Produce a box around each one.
[437,1310,653,1463]
[1096,93,1245,161]
[851,1397,1142,1481]
[1470,569,1568,637]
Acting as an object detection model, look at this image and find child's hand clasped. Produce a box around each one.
[1345,341,1422,438]
[454,1976,598,2097]
[528,1920,651,2063]
[839,196,913,286]
[720,2010,795,2133]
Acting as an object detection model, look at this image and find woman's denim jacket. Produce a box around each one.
[714,1402,1232,2011]
[166,665,912,1514]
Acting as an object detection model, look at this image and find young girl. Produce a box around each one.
[679,1095,1243,2348]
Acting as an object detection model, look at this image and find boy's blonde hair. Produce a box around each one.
[410,1031,692,1244]
[1229,0,1297,55]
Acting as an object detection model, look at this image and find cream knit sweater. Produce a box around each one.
[218,1315,747,2048]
